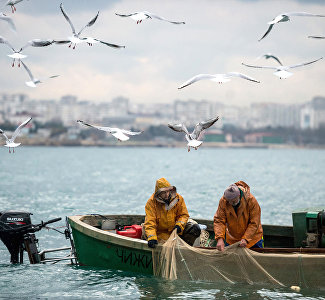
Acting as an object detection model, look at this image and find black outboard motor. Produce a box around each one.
[0,210,33,263]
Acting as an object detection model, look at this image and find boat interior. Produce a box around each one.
[78,214,325,254]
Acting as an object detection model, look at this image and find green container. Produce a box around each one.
[292,207,325,247]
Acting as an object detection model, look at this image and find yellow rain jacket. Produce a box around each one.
[144,178,189,242]
[214,181,263,248]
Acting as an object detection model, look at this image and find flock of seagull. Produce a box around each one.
[0,2,325,153]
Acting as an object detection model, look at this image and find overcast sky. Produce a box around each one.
[0,0,324,106]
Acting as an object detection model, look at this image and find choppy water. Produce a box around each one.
[0,146,324,299]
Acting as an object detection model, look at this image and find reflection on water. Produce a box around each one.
[0,147,325,298]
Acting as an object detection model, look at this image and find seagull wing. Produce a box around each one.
[60,3,76,34]
[288,57,323,69]
[0,13,16,32]
[285,12,325,17]
[191,117,219,140]
[258,24,274,41]
[145,12,185,24]
[21,61,35,81]
[258,54,283,65]
[112,131,129,141]
[0,128,9,142]
[20,39,54,52]
[227,72,260,83]
[178,74,216,89]
[242,62,278,70]
[120,129,143,136]
[0,35,15,51]
[308,35,325,39]
[115,12,139,17]
[168,123,189,135]
[11,117,32,142]
[77,11,99,36]
[92,38,125,48]
[53,39,71,44]
[77,120,112,132]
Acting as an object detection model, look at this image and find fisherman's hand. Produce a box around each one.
[148,239,158,249]
[174,225,181,234]
[239,239,248,248]
[216,238,225,251]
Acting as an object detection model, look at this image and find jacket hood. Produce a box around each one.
[154,178,177,208]
[235,180,250,198]
[155,178,171,193]
[154,178,176,194]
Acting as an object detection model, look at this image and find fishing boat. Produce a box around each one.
[68,208,325,288]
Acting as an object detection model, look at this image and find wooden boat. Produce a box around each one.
[68,214,325,281]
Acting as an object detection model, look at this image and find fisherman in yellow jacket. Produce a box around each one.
[145,178,198,248]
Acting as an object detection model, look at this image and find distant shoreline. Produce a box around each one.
[20,140,325,149]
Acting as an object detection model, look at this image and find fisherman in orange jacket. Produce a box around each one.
[214,181,263,251]
[144,178,200,248]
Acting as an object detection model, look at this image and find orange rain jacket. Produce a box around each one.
[213,181,263,248]
[144,178,189,242]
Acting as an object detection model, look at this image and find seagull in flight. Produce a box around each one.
[178,72,260,89]
[56,3,125,50]
[6,0,24,13]
[77,120,143,142]
[115,11,185,24]
[0,117,32,153]
[308,35,325,39]
[21,61,59,87]
[259,12,325,41]
[0,35,55,67]
[168,117,219,152]
[0,12,16,31]
[256,53,283,65]
[242,57,323,79]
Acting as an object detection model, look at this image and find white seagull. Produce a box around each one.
[242,57,323,79]
[0,35,55,67]
[6,0,24,13]
[0,117,32,153]
[259,12,325,41]
[168,117,219,152]
[0,12,16,31]
[178,72,260,89]
[21,61,59,87]
[77,120,143,142]
[256,53,283,65]
[115,11,185,24]
[56,3,125,49]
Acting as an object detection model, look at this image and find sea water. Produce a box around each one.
[0,146,324,299]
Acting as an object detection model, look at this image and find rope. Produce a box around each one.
[298,255,308,288]
[176,238,193,280]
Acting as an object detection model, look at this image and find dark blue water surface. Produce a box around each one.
[0,146,324,299]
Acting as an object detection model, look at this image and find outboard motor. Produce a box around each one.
[0,211,69,264]
[0,210,33,263]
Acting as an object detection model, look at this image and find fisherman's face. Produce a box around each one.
[227,196,240,206]
[159,190,170,201]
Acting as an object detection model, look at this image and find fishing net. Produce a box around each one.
[152,230,325,288]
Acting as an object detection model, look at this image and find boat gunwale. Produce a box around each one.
[68,215,151,253]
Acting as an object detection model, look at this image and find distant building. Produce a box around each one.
[203,129,226,142]
[249,102,301,129]
[245,132,283,144]
[300,97,325,129]
[174,99,212,124]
